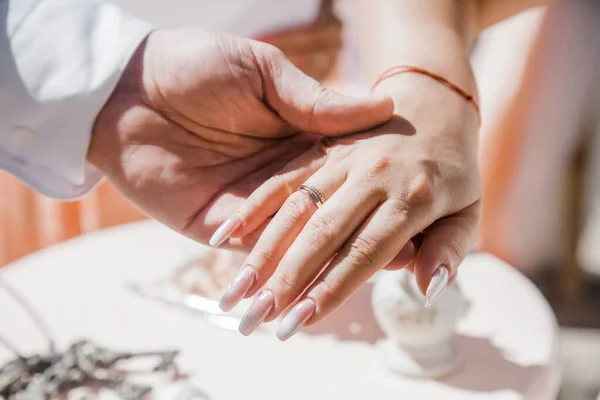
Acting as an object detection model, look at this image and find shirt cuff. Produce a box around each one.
[0,0,154,200]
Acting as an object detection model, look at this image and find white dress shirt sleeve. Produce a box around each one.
[0,0,153,200]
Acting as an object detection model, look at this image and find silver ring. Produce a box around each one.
[298,183,326,208]
[301,183,326,203]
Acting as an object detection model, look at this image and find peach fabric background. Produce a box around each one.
[0,178,144,265]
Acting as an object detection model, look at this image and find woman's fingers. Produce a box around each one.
[218,167,345,315]
[208,143,326,248]
[384,230,426,272]
[184,135,314,245]
[384,240,417,271]
[275,202,420,340]
[286,201,479,332]
[414,201,482,307]
[238,178,380,336]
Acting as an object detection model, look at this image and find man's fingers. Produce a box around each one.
[414,201,481,305]
[255,43,394,135]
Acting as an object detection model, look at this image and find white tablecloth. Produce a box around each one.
[0,221,561,399]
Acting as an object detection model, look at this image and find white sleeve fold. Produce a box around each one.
[0,0,153,200]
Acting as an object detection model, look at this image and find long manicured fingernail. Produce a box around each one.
[219,266,255,312]
[425,265,450,308]
[209,214,242,247]
[276,299,315,341]
[239,290,274,336]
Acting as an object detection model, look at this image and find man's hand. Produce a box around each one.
[87,28,393,245]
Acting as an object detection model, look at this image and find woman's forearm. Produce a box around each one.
[357,0,479,99]
[357,0,553,96]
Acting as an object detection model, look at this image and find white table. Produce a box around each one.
[0,221,561,399]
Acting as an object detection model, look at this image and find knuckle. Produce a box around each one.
[348,234,381,267]
[404,173,436,207]
[271,171,295,196]
[308,84,329,129]
[363,156,393,179]
[281,192,312,221]
[305,212,337,244]
[253,41,287,81]
[246,245,275,270]
[275,272,298,293]
[264,43,286,60]
[446,238,466,263]
[311,278,346,309]
[253,40,285,62]
[325,144,351,162]
[269,271,305,311]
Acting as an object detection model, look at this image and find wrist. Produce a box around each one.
[374,66,479,117]
[87,37,149,174]
[373,68,479,128]
[374,72,480,160]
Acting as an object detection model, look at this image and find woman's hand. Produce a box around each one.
[210,74,481,339]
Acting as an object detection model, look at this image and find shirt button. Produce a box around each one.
[11,126,36,147]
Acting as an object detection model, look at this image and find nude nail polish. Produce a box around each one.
[219,266,255,312]
[425,265,450,308]
[276,299,315,341]
[209,214,242,247]
[238,290,274,336]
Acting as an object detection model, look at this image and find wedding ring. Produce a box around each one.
[298,183,326,208]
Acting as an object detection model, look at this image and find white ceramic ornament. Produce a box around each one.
[371,269,468,379]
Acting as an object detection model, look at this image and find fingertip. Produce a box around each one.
[362,94,395,126]
[354,92,395,122]
[208,213,243,248]
[415,259,437,296]
[372,94,395,116]
[315,91,395,135]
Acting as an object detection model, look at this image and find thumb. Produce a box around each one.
[414,202,481,302]
[255,43,394,135]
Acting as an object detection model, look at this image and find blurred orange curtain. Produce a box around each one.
[0,175,145,266]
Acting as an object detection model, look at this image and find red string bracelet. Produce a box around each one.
[372,65,481,120]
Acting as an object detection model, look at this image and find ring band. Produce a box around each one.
[298,183,326,208]
[301,183,326,204]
